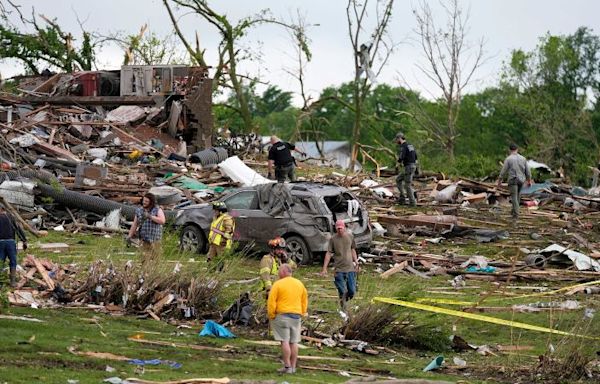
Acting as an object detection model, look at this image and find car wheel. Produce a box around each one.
[180,225,206,254]
[286,235,311,265]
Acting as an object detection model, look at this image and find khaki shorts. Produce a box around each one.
[272,314,301,343]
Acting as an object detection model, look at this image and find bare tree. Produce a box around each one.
[413,0,484,159]
[163,0,299,133]
[346,0,396,170]
[281,12,328,157]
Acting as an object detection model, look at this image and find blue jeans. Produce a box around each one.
[334,272,357,300]
[0,239,18,269]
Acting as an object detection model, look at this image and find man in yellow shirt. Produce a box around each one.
[207,201,235,262]
[267,264,308,374]
[259,237,297,297]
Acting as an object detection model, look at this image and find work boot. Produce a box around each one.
[397,197,407,205]
[9,268,17,288]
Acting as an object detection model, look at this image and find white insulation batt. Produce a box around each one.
[218,156,274,187]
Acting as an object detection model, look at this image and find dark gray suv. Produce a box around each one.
[175,182,372,264]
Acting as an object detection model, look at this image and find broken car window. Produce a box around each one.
[224,191,259,210]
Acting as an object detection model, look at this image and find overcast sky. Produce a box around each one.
[1,0,599,103]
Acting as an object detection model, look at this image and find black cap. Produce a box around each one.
[509,143,518,151]
[395,132,405,141]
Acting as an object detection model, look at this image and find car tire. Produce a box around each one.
[285,235,311,265]
[180,225,206,254]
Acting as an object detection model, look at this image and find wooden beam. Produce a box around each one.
[22,95,160,106]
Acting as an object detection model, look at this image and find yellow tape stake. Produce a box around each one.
[374,297,600,340]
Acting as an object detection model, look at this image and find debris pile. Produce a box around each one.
[0,100,251,231]
[8,256,221,320]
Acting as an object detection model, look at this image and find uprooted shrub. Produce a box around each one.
[72,260,221,320]
[343,304,397,342]
[530,318,598,383]
[535,348,593,383]
[342,304,450,352]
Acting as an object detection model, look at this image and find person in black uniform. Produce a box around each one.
[395,132,418,206]
[267,136,306,183]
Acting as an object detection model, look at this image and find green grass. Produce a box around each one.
[1,223,599,383]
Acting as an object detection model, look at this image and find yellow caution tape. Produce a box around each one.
[374,297,599,340]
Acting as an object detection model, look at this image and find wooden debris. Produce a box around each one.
[67,346,131,361]
[124,378,231,384]
[0,314,44,322]
[32,256,55,290]
[127,337,233,353]
[380,261,408,279]
[38,243,69,252]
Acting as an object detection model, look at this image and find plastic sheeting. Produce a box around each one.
[539,244,600,272]
[257,183,294,217]
[218,156,273,187]
[198,320,235,338]
[521,181,557,196]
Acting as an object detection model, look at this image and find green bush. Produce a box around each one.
[420,154,500,180]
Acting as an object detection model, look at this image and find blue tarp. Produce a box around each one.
[466,266,497,273]
[521,181,556,196]
[128,359,182,369]
[199,320,236,338]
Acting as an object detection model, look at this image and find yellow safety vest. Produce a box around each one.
[259,255,280,290]
[208,213,234,248]
[259,255,297,290]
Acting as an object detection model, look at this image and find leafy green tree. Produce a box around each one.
[255,85,293,117]
[215,84,295,134]
[0,4,95,74]
[501,27,600,184]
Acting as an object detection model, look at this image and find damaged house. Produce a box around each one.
[294,141,361,171]
[4,64,214,151]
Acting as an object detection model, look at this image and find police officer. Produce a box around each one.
[395,132,418,206]
[267,136,306,183]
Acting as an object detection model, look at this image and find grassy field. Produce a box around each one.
[1,214,600,384]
